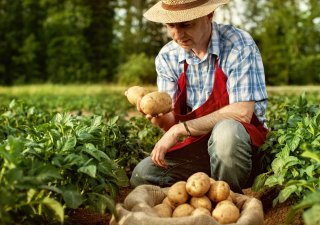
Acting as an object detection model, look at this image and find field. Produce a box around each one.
[0,84,319,225]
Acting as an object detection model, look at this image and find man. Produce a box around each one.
[130,0,268,193]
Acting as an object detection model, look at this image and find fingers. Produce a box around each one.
[151,148,168,168]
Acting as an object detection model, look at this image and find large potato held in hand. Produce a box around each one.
[212,201,240,224]
[186,172,211,197]
[167,181,189,207]
[207,180,230,202]
[125,86,149,105]
[140,91,172,116]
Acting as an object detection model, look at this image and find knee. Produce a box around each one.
[130,157,161,188]
[208,119,249,159]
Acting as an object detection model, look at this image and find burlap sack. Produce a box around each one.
[110,185,264,225]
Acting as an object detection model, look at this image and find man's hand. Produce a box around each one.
[150,124,182,168]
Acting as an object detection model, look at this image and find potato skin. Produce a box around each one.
[190,196,212,211]
[162,197,176,210]
[125,86,149,105]
[207,180,230,202]
[167,181,189,207]
[212,202,240,224]
[172,203,194,217]
[140,91,172,115]
[191,207,211,217]
[186,172,211,197]
[153,203,173,217]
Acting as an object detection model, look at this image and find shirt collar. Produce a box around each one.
[178,22,220,64]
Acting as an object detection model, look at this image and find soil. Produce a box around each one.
[67,185,304,225]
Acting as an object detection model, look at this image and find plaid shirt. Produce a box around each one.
[156,22,268,124]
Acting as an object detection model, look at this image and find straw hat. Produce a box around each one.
[144,0,230,24]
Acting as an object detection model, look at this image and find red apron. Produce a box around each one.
[168,58,268,152]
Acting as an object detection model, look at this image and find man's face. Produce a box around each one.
[166,15,212,50]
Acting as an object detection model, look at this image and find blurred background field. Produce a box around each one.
[0,0,319,87]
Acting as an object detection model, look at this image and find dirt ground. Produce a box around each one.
[68,185,304,225]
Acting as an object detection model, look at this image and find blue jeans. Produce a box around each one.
[130,119,255,193]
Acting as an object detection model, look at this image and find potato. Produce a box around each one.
[125,86,149,105]
[189,196,212,211]
[212,202,240,224]
[167,181,189,207]
[191,207,211,217]
[140,91,172,115]
[153,203,173,217]
[162,197,176,210]
[186,172,211,197]
[215,199,234,208]
[207,180,230,202]
[172,203,194,217]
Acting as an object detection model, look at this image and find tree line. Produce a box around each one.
[0,0,319,85]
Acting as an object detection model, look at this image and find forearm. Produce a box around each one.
[181,101,255,136]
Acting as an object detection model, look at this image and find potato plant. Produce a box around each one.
[0,95,163,224]
[253,93,320,225]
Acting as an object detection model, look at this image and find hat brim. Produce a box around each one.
[144,0,229,24]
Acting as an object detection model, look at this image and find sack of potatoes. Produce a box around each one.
[110,172,264,225]
[124,86,172,116]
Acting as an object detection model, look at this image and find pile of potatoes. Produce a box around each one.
[152,172,240,224]
[125,86,172,116]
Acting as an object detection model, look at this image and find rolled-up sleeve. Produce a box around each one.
[226,44,268,122]
[155,54,180,103]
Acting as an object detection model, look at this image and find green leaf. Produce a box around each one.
[286,192,320,225]
[278,185,297,204]
[78,165,97,178]
[114,168,129,187]
[107,116,119,126]
[81,143,109,161]
[87,193,115,214]
[57,136,77,152]
[301,150,320,163]
[63,190,84,209]
[37,165,62,181]
[288,135,300,151]
[42,197,64,223]
[252,173,269,191]
[271,158,286,174]
[303,204,320,225]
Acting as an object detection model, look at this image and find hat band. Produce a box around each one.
[162,0,210,11]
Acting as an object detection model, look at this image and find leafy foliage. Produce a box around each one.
[0,91,163,224]
[253,92,320,225]
[116,53,157,85]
